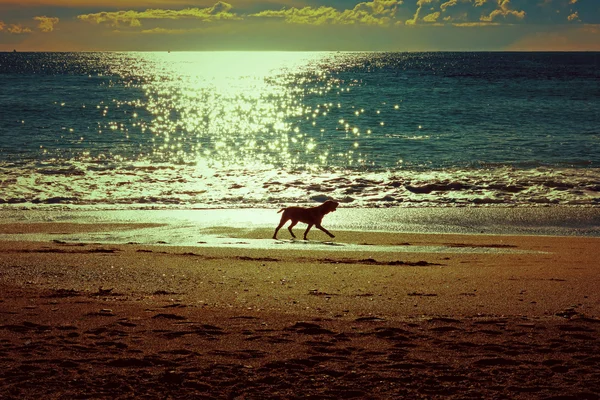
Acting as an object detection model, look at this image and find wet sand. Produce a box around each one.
[1,223,600,399]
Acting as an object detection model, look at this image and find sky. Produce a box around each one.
[0,0,599,51]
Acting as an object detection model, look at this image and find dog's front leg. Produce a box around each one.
[315,224,335,238]
[273,216,288,239]
[273,224,283,239]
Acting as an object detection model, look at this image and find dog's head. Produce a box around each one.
[322,200,339,214]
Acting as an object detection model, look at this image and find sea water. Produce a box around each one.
[1,51,599,209]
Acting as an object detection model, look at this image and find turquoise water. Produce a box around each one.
[0,51,599,208]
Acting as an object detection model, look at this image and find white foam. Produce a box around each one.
[1,162,600,208]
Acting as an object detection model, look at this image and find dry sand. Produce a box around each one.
[1,223,599,399]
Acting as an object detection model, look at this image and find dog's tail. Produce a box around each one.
[277,208,285,213]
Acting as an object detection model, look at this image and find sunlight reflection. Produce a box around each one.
[116,52,341,171]
[96,51,419,174]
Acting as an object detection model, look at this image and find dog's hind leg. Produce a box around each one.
[303,224,314,240]
[315,224,335,238]
[287,220,298,239]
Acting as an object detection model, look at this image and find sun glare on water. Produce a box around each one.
[114,52,341,172]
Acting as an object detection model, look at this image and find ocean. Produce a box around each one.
[1,51,599,210]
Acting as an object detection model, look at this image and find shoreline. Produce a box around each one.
[1,206,600,245]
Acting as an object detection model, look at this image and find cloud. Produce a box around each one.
[423,11,441,22]
[480,0,525,22]
[7,24,33,34]
[440,0,458,12]
[0,19,35,34]
[567,11,579,22]
[70,0,594,32]
[250,7,341,25]
[77,1,240,27]
[453,21,501,26]
[404,0,517,26]
[404,0,573,26]
[140,27,190,34]
[405,0,434,25]
[249,0,402,26]
[34,16,60,32]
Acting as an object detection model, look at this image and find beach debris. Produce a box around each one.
[355,316,387,322]
[318,258,442,266]
[152,313,187,320]
[309,289,338,297]
[88,247,119,253]
[96,287,113,295]
[89,287,125,298]
[237,256,279,262]
[45,288,81,298]
[408,292,438,297]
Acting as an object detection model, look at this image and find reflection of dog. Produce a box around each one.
[273,200,339,240]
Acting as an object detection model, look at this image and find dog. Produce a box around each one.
[273,200,339,240]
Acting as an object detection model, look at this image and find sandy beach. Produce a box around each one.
[1,217,599,399]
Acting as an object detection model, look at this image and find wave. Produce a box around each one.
[1,161,600,209]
